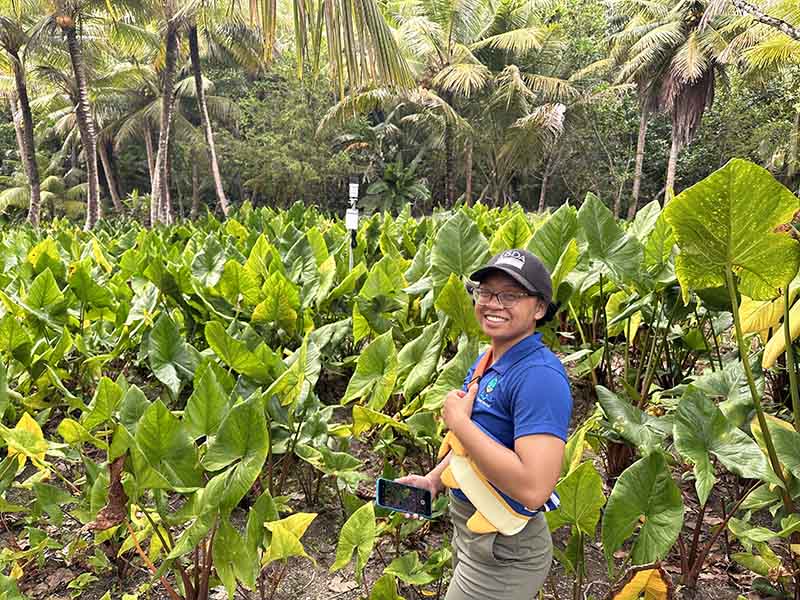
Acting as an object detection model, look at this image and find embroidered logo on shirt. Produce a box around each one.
[476,376,499,408]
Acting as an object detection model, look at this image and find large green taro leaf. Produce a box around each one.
[596,386,671,454]
[191,235,226,288]
[545,461,605,536]
[489,212,532,255]
[341,331,398,410]
[397,322,443,401]
[384,552,437,586]
[330,501,376,584]
[131,400,201,490]
[201,396,269,513]
[664,158,800,301]
[430,210,489,290]
[147,314,198,397]
[418,335,479,412]
[434,274,481,341]
[601,452,684,565]
[184,361,229,440]
[528,203,578,271]
[674,387,774,506]
[577,193,643,284]
[69,259,113,308]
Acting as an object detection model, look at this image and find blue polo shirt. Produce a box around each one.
[451,333,572,514]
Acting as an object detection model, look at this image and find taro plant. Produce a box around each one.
[664,158,800,595]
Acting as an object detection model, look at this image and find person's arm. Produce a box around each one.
[448,414,563,509]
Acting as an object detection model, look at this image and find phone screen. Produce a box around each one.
[377,479,432,517]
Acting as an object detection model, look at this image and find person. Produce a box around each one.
[397,248,573,600]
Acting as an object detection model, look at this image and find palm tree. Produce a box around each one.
[0,1,43,225]
[48,0,103,229]
[187,14,229,216]
[608,0,727,200]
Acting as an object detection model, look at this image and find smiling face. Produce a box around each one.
[474,271,547,348]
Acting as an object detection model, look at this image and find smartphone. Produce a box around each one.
[375,478,432,518]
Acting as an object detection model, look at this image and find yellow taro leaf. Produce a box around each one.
[763,300,800,368]
[612,568,668,600]
[5,412,47,468]
[740,294,786,335]
[10,561,23,580]
[266,512,317,540]
[92,239,113,273]
[751,414,793,481]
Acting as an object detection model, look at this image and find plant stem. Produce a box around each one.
[783,284,800,431]
[126,522,183,600]
[693,306,715,372]
[705,312,724,370]
[599,274,613,390]
[725,270,793,512]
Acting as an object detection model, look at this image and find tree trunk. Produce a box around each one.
[788,109,799,183]
[152,17,179,225]
[464,139,473,206]
[188,23,230,217]
[144,124,155,186]
[628,108,649,219]
[162,109,174,224]
[538,153,555,212]
[191,153,201,220]
[61,20,101,229]
[665,131,681,202]
[444,120,455,206]
[98,140,124,213]
[9,54,42,226]
[8,95,25,158]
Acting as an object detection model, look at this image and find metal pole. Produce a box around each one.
[347,177,359,271]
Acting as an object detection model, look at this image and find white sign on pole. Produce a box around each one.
[349,183,359,201]
[345,208,359,230]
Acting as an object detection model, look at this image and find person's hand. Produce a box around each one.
[394,474,439,520]
[442,383,478,433]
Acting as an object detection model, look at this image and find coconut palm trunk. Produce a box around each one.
[665,131,680,201]
[98,140,124,212]
[191,152,200,220]
[8,94,25,156]
[538,153,555,212]
[188,22,230,217]
[628,107,649,219]
[60,18,102,229]
[9,54,41,226]
[144,124,155,189]
[444,120,455,205]
[464,139,473,206]
[151,17,179,225]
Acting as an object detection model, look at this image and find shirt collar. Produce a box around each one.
[488,333,544,375]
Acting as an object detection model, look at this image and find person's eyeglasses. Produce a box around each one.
[472,287,535,308]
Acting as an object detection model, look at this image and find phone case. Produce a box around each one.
[374,478,432,519]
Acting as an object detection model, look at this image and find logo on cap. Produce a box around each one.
[495,250,526,270]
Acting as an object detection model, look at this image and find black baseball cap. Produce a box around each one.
[470,249,553,306]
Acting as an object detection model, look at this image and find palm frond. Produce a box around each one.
[317,87,396,133]
[489,64,533,113]
[471,25,550,55]
[744,34,800,68]
[0,185,29,211]
[204,95,241,126]
[523,73,580,101]
[671,31,710,83]
[432,62,490,97]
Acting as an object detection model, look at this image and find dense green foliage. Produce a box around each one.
[2,160,800,599]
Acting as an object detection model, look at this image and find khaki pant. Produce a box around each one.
[445,493,552,600]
